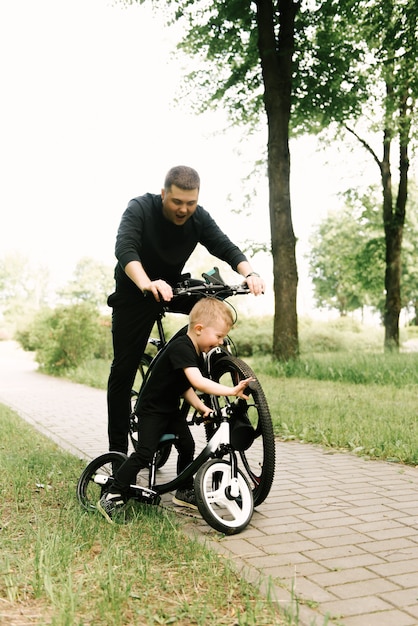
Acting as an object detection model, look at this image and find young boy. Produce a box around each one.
[97,297,253,523]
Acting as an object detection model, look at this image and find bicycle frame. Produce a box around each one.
[96,409,239,505]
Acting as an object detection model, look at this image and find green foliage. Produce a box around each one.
[16,304,112,374]
[0,252,50,327]
[298,316,383,354]
[309,184,418,319]
[230,316,273,357]
[58,256,114,308]
[160,0,262,126]
[294,0,418,134]
[308,187,386,315]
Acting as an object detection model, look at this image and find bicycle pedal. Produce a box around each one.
[130,484,160,505]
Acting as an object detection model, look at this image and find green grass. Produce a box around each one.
[66,339,418,466]
[261,374,418,464]
[0,405,290,626]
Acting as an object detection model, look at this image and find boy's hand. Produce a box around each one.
[234,377,255,399]
[200,405,213,419]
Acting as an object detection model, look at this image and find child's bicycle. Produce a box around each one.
[76,269,276,535]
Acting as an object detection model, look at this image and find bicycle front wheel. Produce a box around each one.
[76,452,128,512]
[195,459,254,535]
[211,356,275,507]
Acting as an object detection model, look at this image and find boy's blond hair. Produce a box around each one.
[189,297,234,330]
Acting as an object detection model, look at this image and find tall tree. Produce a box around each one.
[131,0,301,360]
[294,0,418,350]
[129,0,416,354]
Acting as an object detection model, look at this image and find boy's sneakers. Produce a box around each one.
[97,492,125,523]
[172,488,198,510]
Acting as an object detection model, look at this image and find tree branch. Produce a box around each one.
[343,124,382,174]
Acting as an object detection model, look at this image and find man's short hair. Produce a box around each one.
[164,166,200,191]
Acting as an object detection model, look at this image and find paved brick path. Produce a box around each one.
[1,341,418,626]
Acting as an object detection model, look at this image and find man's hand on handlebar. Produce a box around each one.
[147,279,173,302]
[244,273,265,296]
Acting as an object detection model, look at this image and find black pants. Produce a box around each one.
[106,287,202,454]
[107,293,163,454]
[110,410,195,494]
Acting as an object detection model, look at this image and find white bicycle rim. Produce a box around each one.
[196,460,253,532]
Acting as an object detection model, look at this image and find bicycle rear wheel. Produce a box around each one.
[210,356,275,507]
[195,459,254,535]
[76,452,128,512]
[130,353,153,412]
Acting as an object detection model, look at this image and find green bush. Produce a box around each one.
[299,316,383,353]
[16,303,113,374]
[230,316,273,357]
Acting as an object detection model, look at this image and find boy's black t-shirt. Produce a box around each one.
[137,334,204,418]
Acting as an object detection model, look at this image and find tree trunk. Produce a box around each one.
[255,0,299,360]
[382,88,409,351]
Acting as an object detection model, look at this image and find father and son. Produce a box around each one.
[99,165,265,522]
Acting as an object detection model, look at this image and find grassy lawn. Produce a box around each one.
[67,348,418,466]
[0,405,290,626]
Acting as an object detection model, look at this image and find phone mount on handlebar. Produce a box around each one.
[202,266,225,285]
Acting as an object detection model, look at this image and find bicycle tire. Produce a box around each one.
[194,459,254,535]
[76,452,128,512]
[130,353,153,412]
[210,356,276,507]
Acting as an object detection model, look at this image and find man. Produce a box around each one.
[107,165,264,454]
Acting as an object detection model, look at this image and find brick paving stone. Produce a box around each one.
[320,595,394,617]
[327,577,399,599]
[378,589,418,613]
[302,525,356,540]
[360,537,418,554]
[341,610,418,626]
[2,340,418,626]
[309,567,378,587]
[364,527,418,541]
[319,553,386,570]
[389,571,418,587]
[310,532,371,548]
[368,560,418,577]
[291,577,337,603]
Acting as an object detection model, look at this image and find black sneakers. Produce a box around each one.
[97,492,125,523]
[172,488,198,510]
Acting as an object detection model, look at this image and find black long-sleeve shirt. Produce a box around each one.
[114,193,247,296]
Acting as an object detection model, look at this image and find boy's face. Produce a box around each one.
[195,320,231,354]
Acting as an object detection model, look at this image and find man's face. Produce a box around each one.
[161,184,199,226]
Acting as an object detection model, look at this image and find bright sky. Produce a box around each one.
[0,0,389,315]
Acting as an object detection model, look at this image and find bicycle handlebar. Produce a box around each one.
[172,281,250,299]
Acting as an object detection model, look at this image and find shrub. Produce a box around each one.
[230,316,273,357]
[16,303,112,374]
